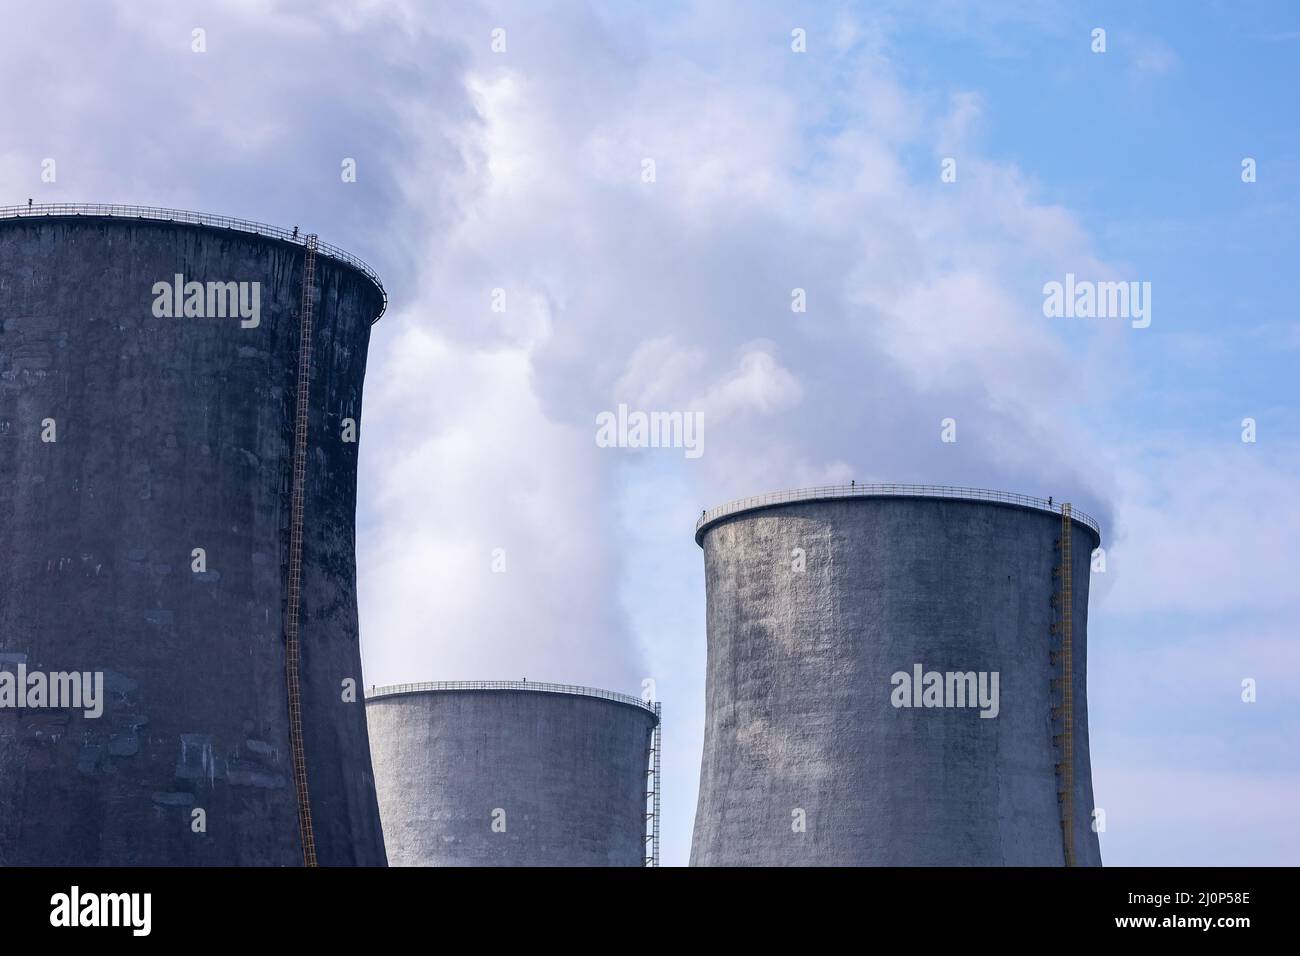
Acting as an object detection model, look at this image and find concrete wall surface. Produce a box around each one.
[367,687,657,866]
[691,495,1102,866]
[0,215,387,865]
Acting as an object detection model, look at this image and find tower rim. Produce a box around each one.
[695,482,1102,546]
[0,202,387,322]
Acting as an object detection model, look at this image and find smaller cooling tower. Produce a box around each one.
[366,681,661,866]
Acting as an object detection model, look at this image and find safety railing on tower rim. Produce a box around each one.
[0,202,387,321]
[695,483,1101,543]
[365,680,659,717]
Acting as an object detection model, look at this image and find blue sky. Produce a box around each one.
[883,2,1300,863]
[3,0,1296,866]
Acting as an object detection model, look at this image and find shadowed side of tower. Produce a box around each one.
[0,208,387,865]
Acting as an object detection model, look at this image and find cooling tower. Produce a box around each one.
[0,204,387,865]
[366,682,661,866]
[690,484,1103,867]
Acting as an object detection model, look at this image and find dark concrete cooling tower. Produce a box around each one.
[690,484,1103,867]
[366,681,661,866]
[0,204,388,865]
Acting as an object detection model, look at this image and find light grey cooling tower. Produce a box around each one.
[366,681,661,867]
[690,484,1102,867]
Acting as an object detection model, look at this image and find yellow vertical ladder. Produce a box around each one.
[285,236,319,866]
[1058,504,1075,866]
